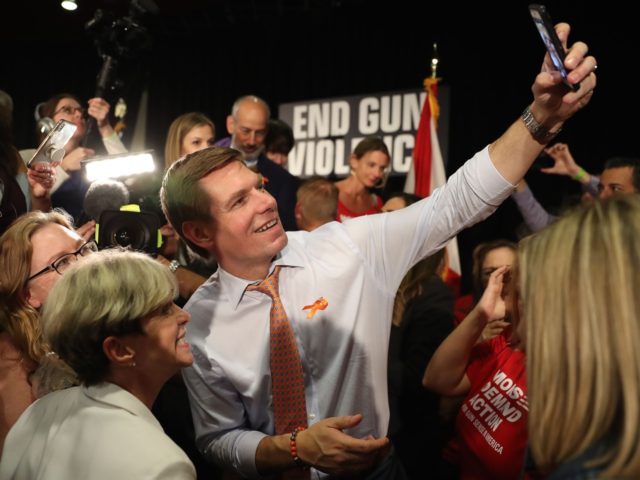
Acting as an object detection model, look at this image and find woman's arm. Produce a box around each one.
[423,266,508,396]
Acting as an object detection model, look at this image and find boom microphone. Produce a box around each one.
[83,179,130,222]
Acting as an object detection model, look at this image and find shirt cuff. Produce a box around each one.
[471,145,516,206]
[230,430,268,479]
[103,135,128,155]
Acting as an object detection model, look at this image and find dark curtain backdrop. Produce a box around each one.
[1,0,637,293]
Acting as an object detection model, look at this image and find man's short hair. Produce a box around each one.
[603,156,640,192]
[160,146,242,259]
[296,177,338,227]
[231,95,271,120]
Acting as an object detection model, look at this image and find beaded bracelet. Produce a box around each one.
[290,426,309,469]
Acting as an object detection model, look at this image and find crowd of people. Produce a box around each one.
[3,19,640,480]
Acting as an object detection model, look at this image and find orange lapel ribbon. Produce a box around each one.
[302,297,328,318]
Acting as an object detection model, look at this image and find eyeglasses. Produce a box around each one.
[27,240,98,282]
[53,105,85,116]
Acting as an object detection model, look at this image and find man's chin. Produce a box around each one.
[273,226,288,247]
[243,147,264,161]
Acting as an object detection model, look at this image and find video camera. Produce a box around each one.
[96,204,163,256]
[85,0,155,59]
[83,179,164,256]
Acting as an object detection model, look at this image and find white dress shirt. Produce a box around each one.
[183,146,514,478]
[0,382,196,480]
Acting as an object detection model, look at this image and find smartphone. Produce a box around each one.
[528,4,580,92]
[27,119,77,167]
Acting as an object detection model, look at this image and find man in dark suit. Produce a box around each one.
[215,95,299,231]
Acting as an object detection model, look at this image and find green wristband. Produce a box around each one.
[572,168,586,182]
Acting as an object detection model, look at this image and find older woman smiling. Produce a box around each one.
[0,250,196,479]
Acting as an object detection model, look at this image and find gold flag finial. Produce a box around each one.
[430,43,439,79]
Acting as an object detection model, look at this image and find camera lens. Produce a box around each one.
[115,228,134,247]
[98,210,161,255]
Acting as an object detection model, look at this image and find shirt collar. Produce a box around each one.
[220,241,305,310]
[82,382,162,429]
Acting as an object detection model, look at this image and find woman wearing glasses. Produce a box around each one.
[33,93,127,220]
[0,249,196,479]
[0,210,93,450]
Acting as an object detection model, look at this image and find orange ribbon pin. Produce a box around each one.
[302,297,328,318]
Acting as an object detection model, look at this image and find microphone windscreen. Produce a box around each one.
[83,179,130,221]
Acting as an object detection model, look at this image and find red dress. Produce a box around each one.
[336,194,383,222]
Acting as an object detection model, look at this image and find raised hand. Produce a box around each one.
[530,23,597,129]
[475,265,508,326]
[27,163,56,198]
[541,142,581,177]
[87,97,111,129]
[76,220,96,241]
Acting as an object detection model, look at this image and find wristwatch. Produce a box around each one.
[521,106,561,144]
[168,259,180,274]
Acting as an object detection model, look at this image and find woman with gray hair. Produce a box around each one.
[0,250,196,479]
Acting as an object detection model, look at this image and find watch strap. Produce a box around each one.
[521,106,561,144]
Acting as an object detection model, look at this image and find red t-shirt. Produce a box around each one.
[454,294,475,326]
[336,194,382,222]
[456,335,528,480]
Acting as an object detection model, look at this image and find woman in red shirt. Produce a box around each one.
[335,136,389,221]
[424,266,527,480]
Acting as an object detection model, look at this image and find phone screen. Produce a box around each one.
[27,120,77,167]
[529,4,580,92]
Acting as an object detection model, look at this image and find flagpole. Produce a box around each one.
[431,43,439,79]
[426,43,463,294]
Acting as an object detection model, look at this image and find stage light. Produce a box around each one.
[61,0,78,11]
[83,151,156,182]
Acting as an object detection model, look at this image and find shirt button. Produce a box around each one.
[308,413,316,420]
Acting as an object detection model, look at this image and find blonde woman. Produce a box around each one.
[520,195,640,479]
[164,112,216,169]
[0,210,85,450]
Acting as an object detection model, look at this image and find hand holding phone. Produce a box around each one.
[27,120,77,167]
[529,4,580,92]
